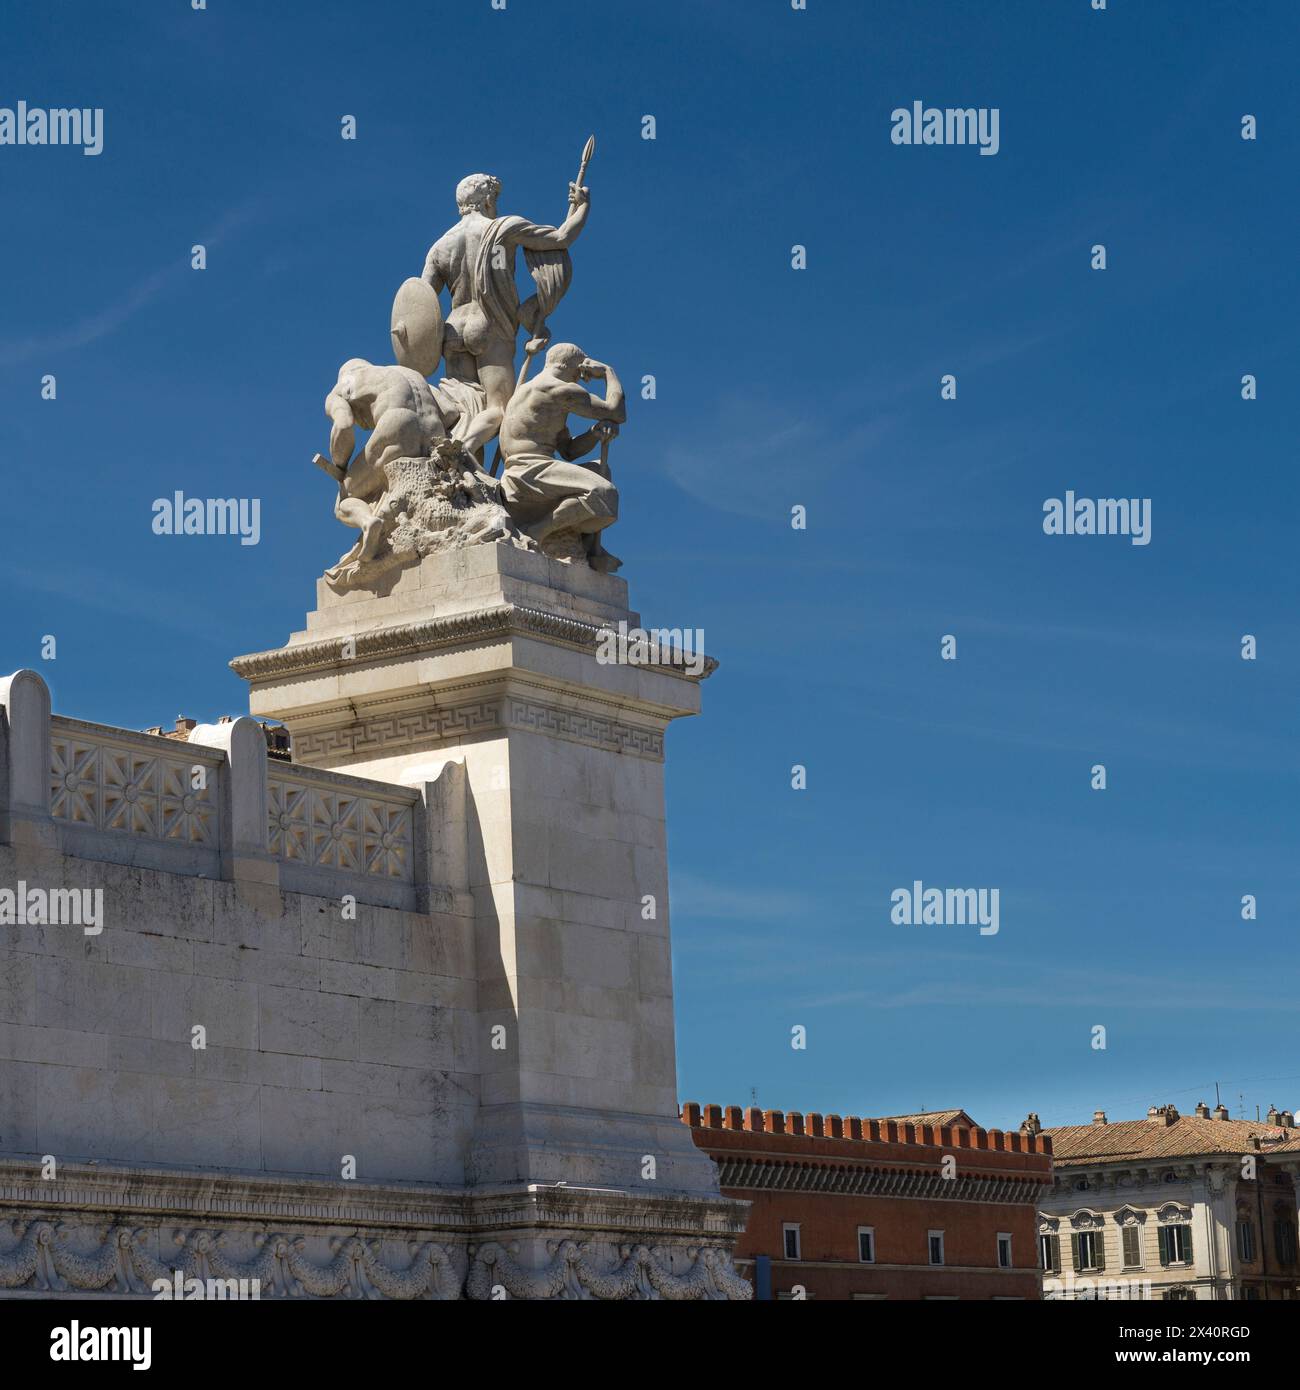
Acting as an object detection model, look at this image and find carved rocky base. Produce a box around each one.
[0,1162,751,1302]
[324,450,537,595]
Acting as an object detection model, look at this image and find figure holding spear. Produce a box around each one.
[405,137,597,463]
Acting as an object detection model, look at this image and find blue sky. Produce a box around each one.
[2,0,1297,1132]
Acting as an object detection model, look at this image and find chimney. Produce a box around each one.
[1022,1113,1042,1136]
[1194,1101,1210,1118]
[1148,1104,1177,1126]
[174,716,197,735]
[1093,1110,1108,1126]
[1147,1106,1161,1122]
[1283,1112,1295,1129]
[1214,1104,1230,1120]
[1267,1106,1280,1126]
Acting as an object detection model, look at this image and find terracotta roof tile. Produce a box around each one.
[876,1109,976,1129]
[1045,1114,1300,1166]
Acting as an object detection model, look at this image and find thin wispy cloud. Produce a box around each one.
[661,400,897,523]
[672,871,818,922]
[0,201,264,367]
[794,960,1298,1015]
[0,564,232,641]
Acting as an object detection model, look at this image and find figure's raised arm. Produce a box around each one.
[512,184,591,251]
[569,359,625,425]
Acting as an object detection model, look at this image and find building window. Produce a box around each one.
[1158,1223,1192,1266]
[1073,1230,1102,1272]
[1242,1285,1261,1301]
[1237,1221,1256,1263]
[997,1233,1012,1269]
[1122,1224,1142,1269]
[928,1231,945,1266]
[1274,1220,1297,1267]
[1039,1233,1061,1271]
[782,1224,801,1261]
[1165,1287,1193,1301]
[857,1227,875,1264]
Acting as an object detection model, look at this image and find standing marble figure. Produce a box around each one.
[420,166,591,458]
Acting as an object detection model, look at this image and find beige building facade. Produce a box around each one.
[1035,1104,1300,1301]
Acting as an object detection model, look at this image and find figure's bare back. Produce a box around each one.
[500,376,580,458]
[432,214,492,306]
[340,365,442,442]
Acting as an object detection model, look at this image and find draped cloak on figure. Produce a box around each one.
[469,215,574,346]
[430,377,488,444]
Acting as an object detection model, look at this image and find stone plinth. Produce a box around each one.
[230,545,738,1250]
[0,1159,750,1300]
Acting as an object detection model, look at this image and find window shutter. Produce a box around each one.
[1123,1225,1140,1267]
[1071,1233,1082,1271]
[1183,1222,1193,1263]
[1158,1226,1170,1266]
[1050,1234,1061,1272]
[1094,1230,1106,1271]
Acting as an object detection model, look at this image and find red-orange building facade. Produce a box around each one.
[683,1103,1053,1300]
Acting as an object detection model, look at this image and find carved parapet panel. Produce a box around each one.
[46,716,225,877]
[267,766,417,881]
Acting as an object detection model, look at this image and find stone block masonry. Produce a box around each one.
[0,547,750,1298]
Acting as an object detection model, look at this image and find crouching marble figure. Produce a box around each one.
[498,339,624,573]
[313,146,630,593]
[314,359,530,592]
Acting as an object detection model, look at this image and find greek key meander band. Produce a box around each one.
[292,694,665,763]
